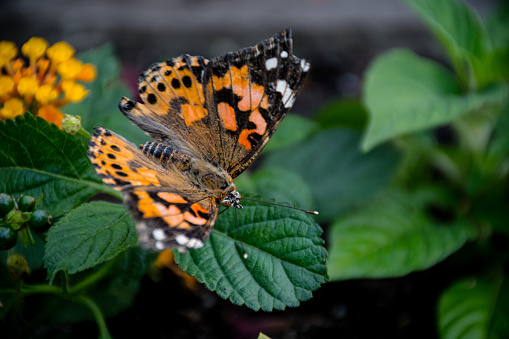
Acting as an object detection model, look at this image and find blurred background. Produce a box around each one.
[0,0,503,338]
[1,0,497,115]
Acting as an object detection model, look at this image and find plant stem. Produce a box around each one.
[68,257,117,294]
[74,295,112,339]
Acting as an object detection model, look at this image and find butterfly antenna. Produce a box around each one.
[219,206,230,215]
[234,207,248,259]
[240,197,319,215]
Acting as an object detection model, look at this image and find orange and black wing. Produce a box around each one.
[204,29,310,178]
[88,127,220,251]
[119,29,309,177]
[123,186,219,251]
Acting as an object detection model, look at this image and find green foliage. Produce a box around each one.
[174,198,327,311]
[439,277,509,339]
[328,191,476,280]
[44,201,138,282]
[355,0,509,337]
[264,128,399,222]
[362,49,508,151]
[0,113,116,217]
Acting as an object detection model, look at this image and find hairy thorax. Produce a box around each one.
[141,141,241,208]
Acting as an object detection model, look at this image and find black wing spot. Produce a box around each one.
[111,164,122,170]
[171,78,181,89]
[157,83,166,92]
[107,153,116,160]
[147,93,157,104]
[111,145,120,151]
[182,76,192,88]
[116,171,128,177]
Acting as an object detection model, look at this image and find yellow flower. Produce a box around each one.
[46,41,74,64]
[21,37,48,61]
[0,97,25,119]
[17,76,39,96]
[0,41,17,68]
[57,58,82,79]
[1,37,94,127]
[63,81,87,102]
[35,84,59,105]
[37,105,64,128]
[0,76,15,98]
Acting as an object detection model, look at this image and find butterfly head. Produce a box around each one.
[221,189,242,209]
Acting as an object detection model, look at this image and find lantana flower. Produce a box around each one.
[0,37,96,127]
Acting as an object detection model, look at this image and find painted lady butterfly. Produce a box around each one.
[88,29,310,252]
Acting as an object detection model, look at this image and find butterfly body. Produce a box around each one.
[88,29,309,252]
[140,140,238,205]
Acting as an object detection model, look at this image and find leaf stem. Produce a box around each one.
[68,257,117,294]
[74,295,112,339]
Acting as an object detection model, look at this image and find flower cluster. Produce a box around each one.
[0,37,95,127]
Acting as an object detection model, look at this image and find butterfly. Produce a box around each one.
[87,29,310,252]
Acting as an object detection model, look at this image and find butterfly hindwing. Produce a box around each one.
[88,127,168,189]
[88,127,222,252]
[123,186,220,251]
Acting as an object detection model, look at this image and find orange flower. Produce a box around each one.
[153,250,197,289]
[37,105,64,128]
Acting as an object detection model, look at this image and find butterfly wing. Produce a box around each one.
[204,29,310,178]
[119,29,309,177]
[119,55,221,165]
[88,127,168,189]
[88,127,220,251]
[123,186,219,251]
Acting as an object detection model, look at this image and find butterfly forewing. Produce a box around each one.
[204,29,310,178]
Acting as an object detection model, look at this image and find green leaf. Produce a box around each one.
[439,276,509,339]
[484,3,509,85]
[263,128,399,222]
[0,113,115,217]
[362,49,509,151]
[173,198,328,311]
[44,201,138,282]
[235,167,315,212]
[327,192,476,280]
[51,248,153,324]
[262,114,319,153]
[404,0,489,87]
[314,98,368,130]
[63,44,147,145]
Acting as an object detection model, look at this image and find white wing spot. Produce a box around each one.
[280,51,288,58]
[276,79,293,104]
[175,234,189,245]
[152,228,166,241]
[301,59,310,72]
[155,241,164,250]
[187,238,204,249]
[265,57,278,70]
[284,93,296,108]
